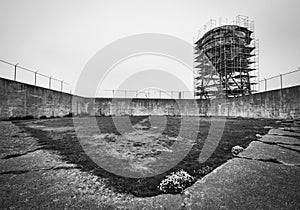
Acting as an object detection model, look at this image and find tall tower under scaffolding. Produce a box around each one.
[194,15,259,99]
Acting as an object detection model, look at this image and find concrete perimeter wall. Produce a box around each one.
[0,77,299,120]
[0,78,87,119]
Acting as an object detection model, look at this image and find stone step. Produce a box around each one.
[185,158,300,210]
[259,134,300,145]
[268,128,300,137]
[237,141,300,165]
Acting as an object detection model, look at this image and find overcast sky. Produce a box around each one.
[0,0,299,96]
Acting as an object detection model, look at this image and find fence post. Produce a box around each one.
[34,71,38,85]
[14,63,18,81]
[125,90,127,98]
[61,80,63,92]
[279,74,283,89]
[49,76,52,89]
[264,78,267,91]
[112,90,115,98]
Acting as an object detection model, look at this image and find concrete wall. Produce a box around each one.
[0,77,87,119]
[92,86,300,119]
[0,77,299,120]
[209,86,300,119]
[93,98,205,116]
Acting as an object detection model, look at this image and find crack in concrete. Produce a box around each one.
[236,156,300,167]
[0,169,30,175]
[49,165,82,171]
[1,147,44,160]
[255,140,300,154]
[268,133,300,139]
[276,145,300,154]
[0,165,81,175]
[256,139,300,147]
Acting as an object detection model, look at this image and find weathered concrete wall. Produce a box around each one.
[0,77,88,119]
[91,86,300,119]
[93,98,206,116]
[212,86,300,119]
[0,77,299,120]
[215,86,300,119]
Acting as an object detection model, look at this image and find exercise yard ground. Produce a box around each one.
[0,116,279,209]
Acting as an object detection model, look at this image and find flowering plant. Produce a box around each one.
[231,145,244,156]
[158,170,194,193]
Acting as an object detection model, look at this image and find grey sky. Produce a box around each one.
[0,0,299,95]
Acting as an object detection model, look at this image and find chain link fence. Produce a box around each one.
[257,69,300,92]
[0,59,72,94]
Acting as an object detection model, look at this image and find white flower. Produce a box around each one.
[159,170,194,193]
[231,145,244,156]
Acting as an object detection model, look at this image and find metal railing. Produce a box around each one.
[257,68,300,92]
[1,58,299,98]
[102,69,300,99]
[100,89,196,99]
[0,59,72,93]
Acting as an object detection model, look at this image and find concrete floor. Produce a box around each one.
[0,119,299,209]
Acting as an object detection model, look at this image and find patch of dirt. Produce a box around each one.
[86,130,184,174]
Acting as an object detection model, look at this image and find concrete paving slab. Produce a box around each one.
[0,122,40,159]
[268,128,300,137]
[280,122,293,126]
[0,121,185,210]
[185,158,300,210]
[237,141,300,165]
[263,126,273,129]
[280,127,300,133]
[290,126,300,130]
[0,149,78,173]
[259,134,300,145]
[278,144,300,152]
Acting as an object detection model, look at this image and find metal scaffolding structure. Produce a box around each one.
[194,15,259,98]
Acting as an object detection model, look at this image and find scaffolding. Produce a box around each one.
[194,15,259,98]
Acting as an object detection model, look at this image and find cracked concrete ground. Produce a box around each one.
[183,120,300,210]
[0,121,183,209]
[1,119,300,209]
